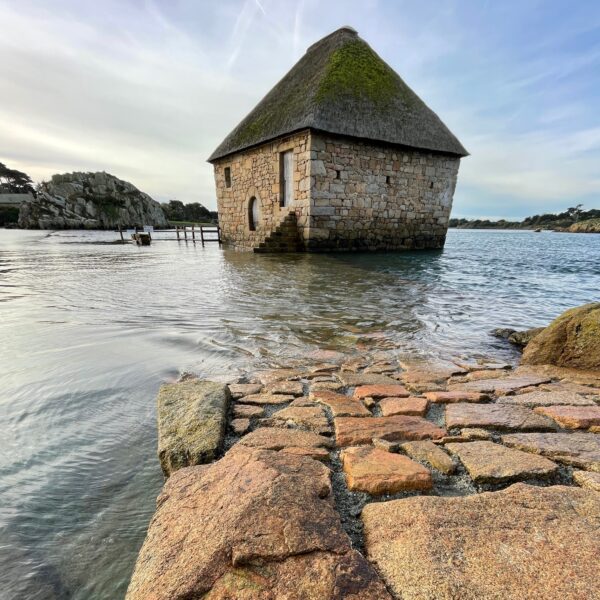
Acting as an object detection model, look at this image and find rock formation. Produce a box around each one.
[18,172,168,229]
[522,302,600,370]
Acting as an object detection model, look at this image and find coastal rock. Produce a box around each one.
[233,404,265,418]
[18,171,167,229]
[361,483,600,600]
[335,416,446,447]
[239,393,294,405]
[231,418,251,435]
[501,432,600,472]
[311,390,371,417]
[127,446,391,599]
[445,403,555,432]
[265,380,304,396]
[260,405,331,435]
[236,427,333,456]
[533,405,600,430]
[507,327,545,347]
[400,440,455,474]
[354,384,409,399]
[573,470,600,491]
[498,389,596,407]
[157,380,230,476]
[522,302,600,370]
[228,383,263,399]
[379,397,428,417]
[341,446,432,495]
[445,441,558,483]
[423,390,488,403]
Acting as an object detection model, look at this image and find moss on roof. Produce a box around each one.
[208,27,467,161]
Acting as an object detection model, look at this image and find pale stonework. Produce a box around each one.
[213,130,461,252]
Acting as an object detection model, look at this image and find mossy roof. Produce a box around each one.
[208,27,468,162]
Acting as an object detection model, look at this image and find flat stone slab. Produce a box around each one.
[501,432,600,472]
[335,416,446,447]
[338,372,398,387]
[311,390,371,417]
[254,369,304,385]
[499,389,596,407]
[239,393,294,405]
[231,418,250,435]
[445,403,556,431]
[354,384,409,399]
[446,441,558,483]
[341,446,432,495]
[573,470,600,491]
[228,383,263,399]
[261,405,331,435]
[265,380,304,396]
[233,404,265,418]
[401,440,455,474]
[534,405,600,430]
[310,380,344,393]
[424,390,489,403]
[379,397,428,417]
[237,427,333,452]
[157,380,231,477]
[127,446,391,600]
[361,483,600,600]
[450,374,551,395]
[399,359,466,385]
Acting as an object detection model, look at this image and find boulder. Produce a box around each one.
[157,380,230,476]
[126,446,392,599]
[18,171,168,229]
[521,303,600,370]
[362,483,600,600]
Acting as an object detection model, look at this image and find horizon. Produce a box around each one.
[1,0,599,219]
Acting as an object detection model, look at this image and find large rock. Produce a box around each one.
[522,302,600,370]
[157,380,230,476]
[445,441,558,483]
[445,403,556,432]
[362,483,600,600]
[335,416,446,447]
[18,171,168,229]
[126,446,392,599]
[341,446,432,495]
[501,432,600,472]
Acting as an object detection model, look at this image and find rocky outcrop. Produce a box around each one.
[568,218,600,233]
[157,380,230,476]
[18,171,168,229]
[126,445,392,600]
[362,483,600,600]
[522,303,600,370]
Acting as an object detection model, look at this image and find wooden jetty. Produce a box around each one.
[117,224,221,246]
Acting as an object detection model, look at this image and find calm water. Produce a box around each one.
[1,228,598,599]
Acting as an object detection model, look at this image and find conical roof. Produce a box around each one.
[208,27,467,162]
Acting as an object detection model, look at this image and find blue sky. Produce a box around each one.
[1,0,599,218]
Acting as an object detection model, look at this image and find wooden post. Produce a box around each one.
[217,225,221,245]
[119,224,124,242]
[176,226,180,241]
[184,226,188,241]
[191,224,195,243]
[200,226,205,246]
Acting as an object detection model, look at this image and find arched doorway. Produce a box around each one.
[248,196,259,231]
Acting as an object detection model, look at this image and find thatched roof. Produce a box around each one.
[208,27,468,162]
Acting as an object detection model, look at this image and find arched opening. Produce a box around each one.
[248,196,259,231]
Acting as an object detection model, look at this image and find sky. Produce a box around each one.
[1,0,599,219]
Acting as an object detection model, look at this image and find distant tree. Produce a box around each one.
[567,204,584,222]
[0,162,35,194]
[161,199,217,223]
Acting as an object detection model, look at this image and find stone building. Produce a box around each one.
[208,26,467,252]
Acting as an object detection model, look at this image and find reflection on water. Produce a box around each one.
[0,228,598,598]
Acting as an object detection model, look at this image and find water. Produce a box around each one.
[0,228,598,599]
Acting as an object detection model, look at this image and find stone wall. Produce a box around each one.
[213,131,312,250]
[308,133,460,250]
[212,130,461,252]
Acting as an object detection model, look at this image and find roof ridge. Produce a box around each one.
[305,26,358,54]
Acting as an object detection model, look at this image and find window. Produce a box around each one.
[248,196,258,231]
[335,170,341,180]
[224,167,231,188]
[386,175,391,185]
[279,150,294,207]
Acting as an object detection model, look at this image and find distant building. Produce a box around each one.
[208,27,467,252]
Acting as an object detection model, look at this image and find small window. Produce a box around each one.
[224,167,231,188]
[430,181,434,189]
[335,170,341,179]
[248,196,258,231]
[386,175,391,184]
